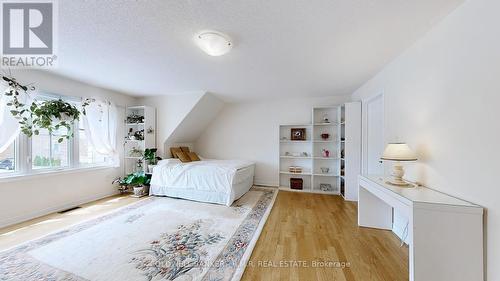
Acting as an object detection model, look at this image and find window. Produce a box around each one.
[32,127,69,170]
[0,141,16,173]
[78,119,107,166]
[0,92,115,179]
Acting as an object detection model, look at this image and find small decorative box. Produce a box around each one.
[290,178,303,190]
[288,166,303,173]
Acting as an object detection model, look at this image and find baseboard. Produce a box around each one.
[254,181,279,188]
[0,190,119,229]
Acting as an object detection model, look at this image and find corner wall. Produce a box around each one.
[195,96,350,186]
[138,92,205,157]
[352,0,499,278]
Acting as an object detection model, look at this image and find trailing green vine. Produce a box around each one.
[2,75,91,143]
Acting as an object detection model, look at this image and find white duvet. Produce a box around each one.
[149,158,255,205]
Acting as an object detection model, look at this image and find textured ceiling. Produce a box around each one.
[50,0,464,101]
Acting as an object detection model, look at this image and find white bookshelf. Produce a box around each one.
[278,104,361,197]
[278,106,341,195]
[340,102,362,201]
[311,106,341,194]
[124,105,156,174]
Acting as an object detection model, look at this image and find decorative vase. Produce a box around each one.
[322,114,329,123]
[322,149,330,158]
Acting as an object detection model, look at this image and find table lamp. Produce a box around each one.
[381,143,417,187]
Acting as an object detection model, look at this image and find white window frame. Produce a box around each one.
[28,128,72,173]
[0,92,115,180]
[0,135,22,177]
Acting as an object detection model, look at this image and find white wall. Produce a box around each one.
[352,0,499,279]
[195,96,350,186]
[163,93,225,155]
[0,70,136,228]
[139,92,204,157]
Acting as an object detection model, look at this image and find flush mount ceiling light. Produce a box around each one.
[195,31,232,56]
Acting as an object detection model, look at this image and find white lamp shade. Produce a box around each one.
[195,31,232,56]
[381,143,417,161]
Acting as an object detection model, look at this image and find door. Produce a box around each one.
[362,93,384,175]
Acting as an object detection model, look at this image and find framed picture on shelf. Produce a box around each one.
[291,128,306,141]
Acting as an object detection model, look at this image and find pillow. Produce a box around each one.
[170,147,182,158]
[180,146,190,153]
[176,151,192,163]
[187,152,201,161]
[157,159,181,166]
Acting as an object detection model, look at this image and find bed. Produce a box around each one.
[149,158,255,206]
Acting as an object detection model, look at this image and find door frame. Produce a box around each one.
[361,91,385,175]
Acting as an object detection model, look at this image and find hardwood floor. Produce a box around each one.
[0,190,408,280]
[241,190,408,281]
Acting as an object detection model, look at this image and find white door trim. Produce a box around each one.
[361,91,384,175]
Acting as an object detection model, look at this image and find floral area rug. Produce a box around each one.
[0,187,277,281]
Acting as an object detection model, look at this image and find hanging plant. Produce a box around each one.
[28,99,81,142]
[2,75,91,143]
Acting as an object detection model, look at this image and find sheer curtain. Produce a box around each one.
[82,99,119,166]
[0,91,20,153]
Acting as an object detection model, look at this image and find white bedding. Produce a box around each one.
[149,158,255,206]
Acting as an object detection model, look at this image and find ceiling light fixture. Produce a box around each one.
[195,31,232,56]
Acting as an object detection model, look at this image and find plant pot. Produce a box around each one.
[118,184,129,194]
[52,113,72,123]
[133,186,145,197]
[148,165,156,173]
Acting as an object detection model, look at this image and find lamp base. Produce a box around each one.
[386,162,413,187]
[385,179,412,187]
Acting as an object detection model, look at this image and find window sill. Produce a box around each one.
[0,165,118,183]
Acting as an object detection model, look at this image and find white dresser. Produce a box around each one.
[358,175,484,281]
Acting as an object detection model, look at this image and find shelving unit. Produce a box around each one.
[278,104,361,197]
[311,106,341,194]
[340,102,362,201]
[278,106,341,195]
[124,106,156,175]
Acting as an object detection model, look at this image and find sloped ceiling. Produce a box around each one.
[165,92,225,146]
[50,0,464,102]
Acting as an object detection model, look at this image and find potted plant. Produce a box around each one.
[112,177,130,194]
[28,99,83,142]
[143,148,162,173]
[2,75,91,142]
[113,172,151,196]
[129,147,143,157]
